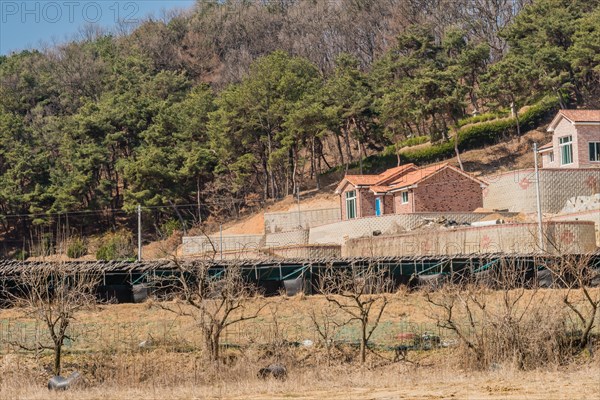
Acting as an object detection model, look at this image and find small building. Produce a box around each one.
[335,163,487,220]
[539,110,600,169]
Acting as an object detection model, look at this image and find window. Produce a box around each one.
[548,151,554,163]
[559,136,573,165]
[345,190,357,219]
[401,191,409,204]
[590,142,600,162]
[375,197,382,216]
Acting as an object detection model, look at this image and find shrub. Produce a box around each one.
[96,231,135,261]
[457,112,504,127]
[160,219,181,238]
[13,249,28,261]
[383,136,429,156]
[67,237,87,259]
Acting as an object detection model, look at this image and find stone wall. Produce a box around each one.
[309,212,514,245]
[343,221,598,257]
[483,168,600,213]
[264,207,341,233]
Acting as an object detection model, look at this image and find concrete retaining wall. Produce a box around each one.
[309,212,515,245]
[265,245,341,259]
[181,234,265,256]
[483,168,600,213]
[265,230,310,247]
[264,208,341,233]
[549,210,600,246]
[343,221,598,257]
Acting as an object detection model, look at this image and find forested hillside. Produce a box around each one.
[0,0,599,247]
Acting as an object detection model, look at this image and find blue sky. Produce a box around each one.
[0,0,196,55]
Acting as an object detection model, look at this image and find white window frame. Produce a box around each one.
[345,190,357,219]
[401,191,409,204]
[589,142,600,162]
[559,135,573,165]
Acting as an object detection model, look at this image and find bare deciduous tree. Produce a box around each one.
[320,264,391,364]
[2,264,100,376]
[157,261,266,362]
[547,255,600,351]
[426,258,571,370]
[308,301,349,366]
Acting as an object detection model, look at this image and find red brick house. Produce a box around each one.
[539,110,600,169]
[335,163,487,220]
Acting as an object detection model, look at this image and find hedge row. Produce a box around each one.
[382,135,429,156]
[457,112,505,128]
[363,96,559,172]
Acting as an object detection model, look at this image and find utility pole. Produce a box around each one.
[137,204,142,261]
[533,143,544,252]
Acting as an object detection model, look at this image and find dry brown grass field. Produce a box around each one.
[0,290,599,400]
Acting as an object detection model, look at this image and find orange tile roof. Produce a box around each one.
[369,185,391,194]
[374,163,416,185]
[344,175,381,186]
[559,109,600,123]
[538,142,553,150]
[390,163,448,188]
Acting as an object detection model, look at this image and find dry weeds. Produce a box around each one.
[0,290,598,399]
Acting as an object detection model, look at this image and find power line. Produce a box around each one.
[0,197,258,219]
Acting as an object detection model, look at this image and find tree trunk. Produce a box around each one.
[267,131,275,199]
[358,138,363,175]
[343,121,352,174]
[454,132,464,171]
[335,133,345,167]
[360,321,367,364]
[54,342,62,376]
[196,176,202,223]
[511,101,521,140]
[580,301,597,349]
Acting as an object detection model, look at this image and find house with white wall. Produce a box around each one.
[539,110,600,168]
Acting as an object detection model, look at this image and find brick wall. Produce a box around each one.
[384,194,394,215]
[414,168,483,212]
[359,188,376,217]
[576,125,600,169]
[394,191,413,213]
